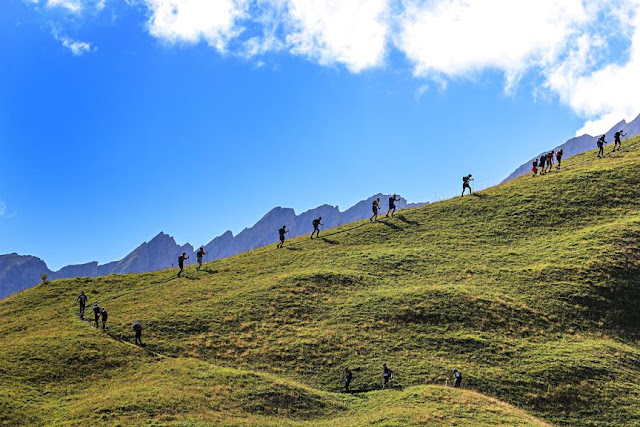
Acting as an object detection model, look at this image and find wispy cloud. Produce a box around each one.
[0,201,6,217]
[52,28,96,55]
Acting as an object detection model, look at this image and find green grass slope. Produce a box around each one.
[2,138,640,426]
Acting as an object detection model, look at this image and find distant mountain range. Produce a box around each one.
[503,113,640,182]
[0,194,424,299]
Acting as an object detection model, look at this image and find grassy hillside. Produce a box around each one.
[2,138,640,426]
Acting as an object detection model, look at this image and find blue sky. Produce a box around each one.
[1,0,639,270]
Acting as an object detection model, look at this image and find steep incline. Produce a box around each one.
[2,138,640,426]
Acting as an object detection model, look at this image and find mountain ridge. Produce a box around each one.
[502,113,640,182]
[0,194,424,299]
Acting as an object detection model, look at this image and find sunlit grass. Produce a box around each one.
[1,138,639,426]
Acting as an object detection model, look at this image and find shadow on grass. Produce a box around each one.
[472,192,488,199]
[321,237,339,245]
[381,221,404,231]
[395,214,419,226]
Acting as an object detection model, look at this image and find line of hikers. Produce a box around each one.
[77,290,462,390]
[276,194,403,248]
[341,364,463,392]
[531,149,563,177]
[77,291,108,331]
[597,130,627,157]
[76,290,144,344]
[532,130,628,177]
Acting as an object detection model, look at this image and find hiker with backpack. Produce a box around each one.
[277,225,288,249]
[613,130,627,152]
[461,174,473,196]
[381,363,394,389]
[76,291,88,320]
[92,303,101,328]
[196,246,207,271]
[370,198,381,222]
[100,307,108,331]
[539,154,546,175]
[177,252,189,277]
[133,321,143,346]
[386,194,400,217]
[453,368,463,387]
[531,158,538,177]
[546,151,555,173]
[556,149,564,169]
[597,135,606,157]
[310,217,323,239]
[343,367,353,392]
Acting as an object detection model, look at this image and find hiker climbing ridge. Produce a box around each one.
[196,246,207,271]
[277,225,288,248]
[386,194,400,217]
[461,174,473,196]
[370,198,380,222]
[310,217,323,239]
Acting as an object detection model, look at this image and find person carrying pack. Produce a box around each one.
[370,198,381,222]
[100,307,108,331]
[453,368,463,387]
[386,194,400,217]
[461,174,473,196]
[539,155,546,175]
[556,149,564,169]
[277,225,288,249]
[531,159,538,177]
[92,303,101,328]
[76,291,88,320]
[133,321,143,346]
[597,135,606,157]
[196,246,207,271]
[381,363,394,389]
[613,130,627,152]
[310,217,323,239]
[343,367,353,392]
[546,151,554,173]
[177,252,189,277]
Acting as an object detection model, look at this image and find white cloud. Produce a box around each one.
[545,1,640,135]
[47,0,84,13]
[52,29,96,55]
[22,0,640,134]
[396,0,589,79]
[284,0,390,72]
[143,0,249,51]
[0,201,6,217]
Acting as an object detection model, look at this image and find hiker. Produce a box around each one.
[92,303,101,328]
[343,367,353,392]
[370,198,381,222]
[277,225,288,248]
[381,363,394,389]
[177,252,189,277]
[539,154,546,175]
[613,130,627,152]
[196,246,207,271]
[386,194,400,217]
[310,217,323,239]
[100,307,108,331]
[597,135,606,157]
[133,321,143,346]
[556,149,564,169]
[546,151,555,173]
[531,159,538,177]
[76,290,88,320]
[453,368,463,387]
[461,174,473,196]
